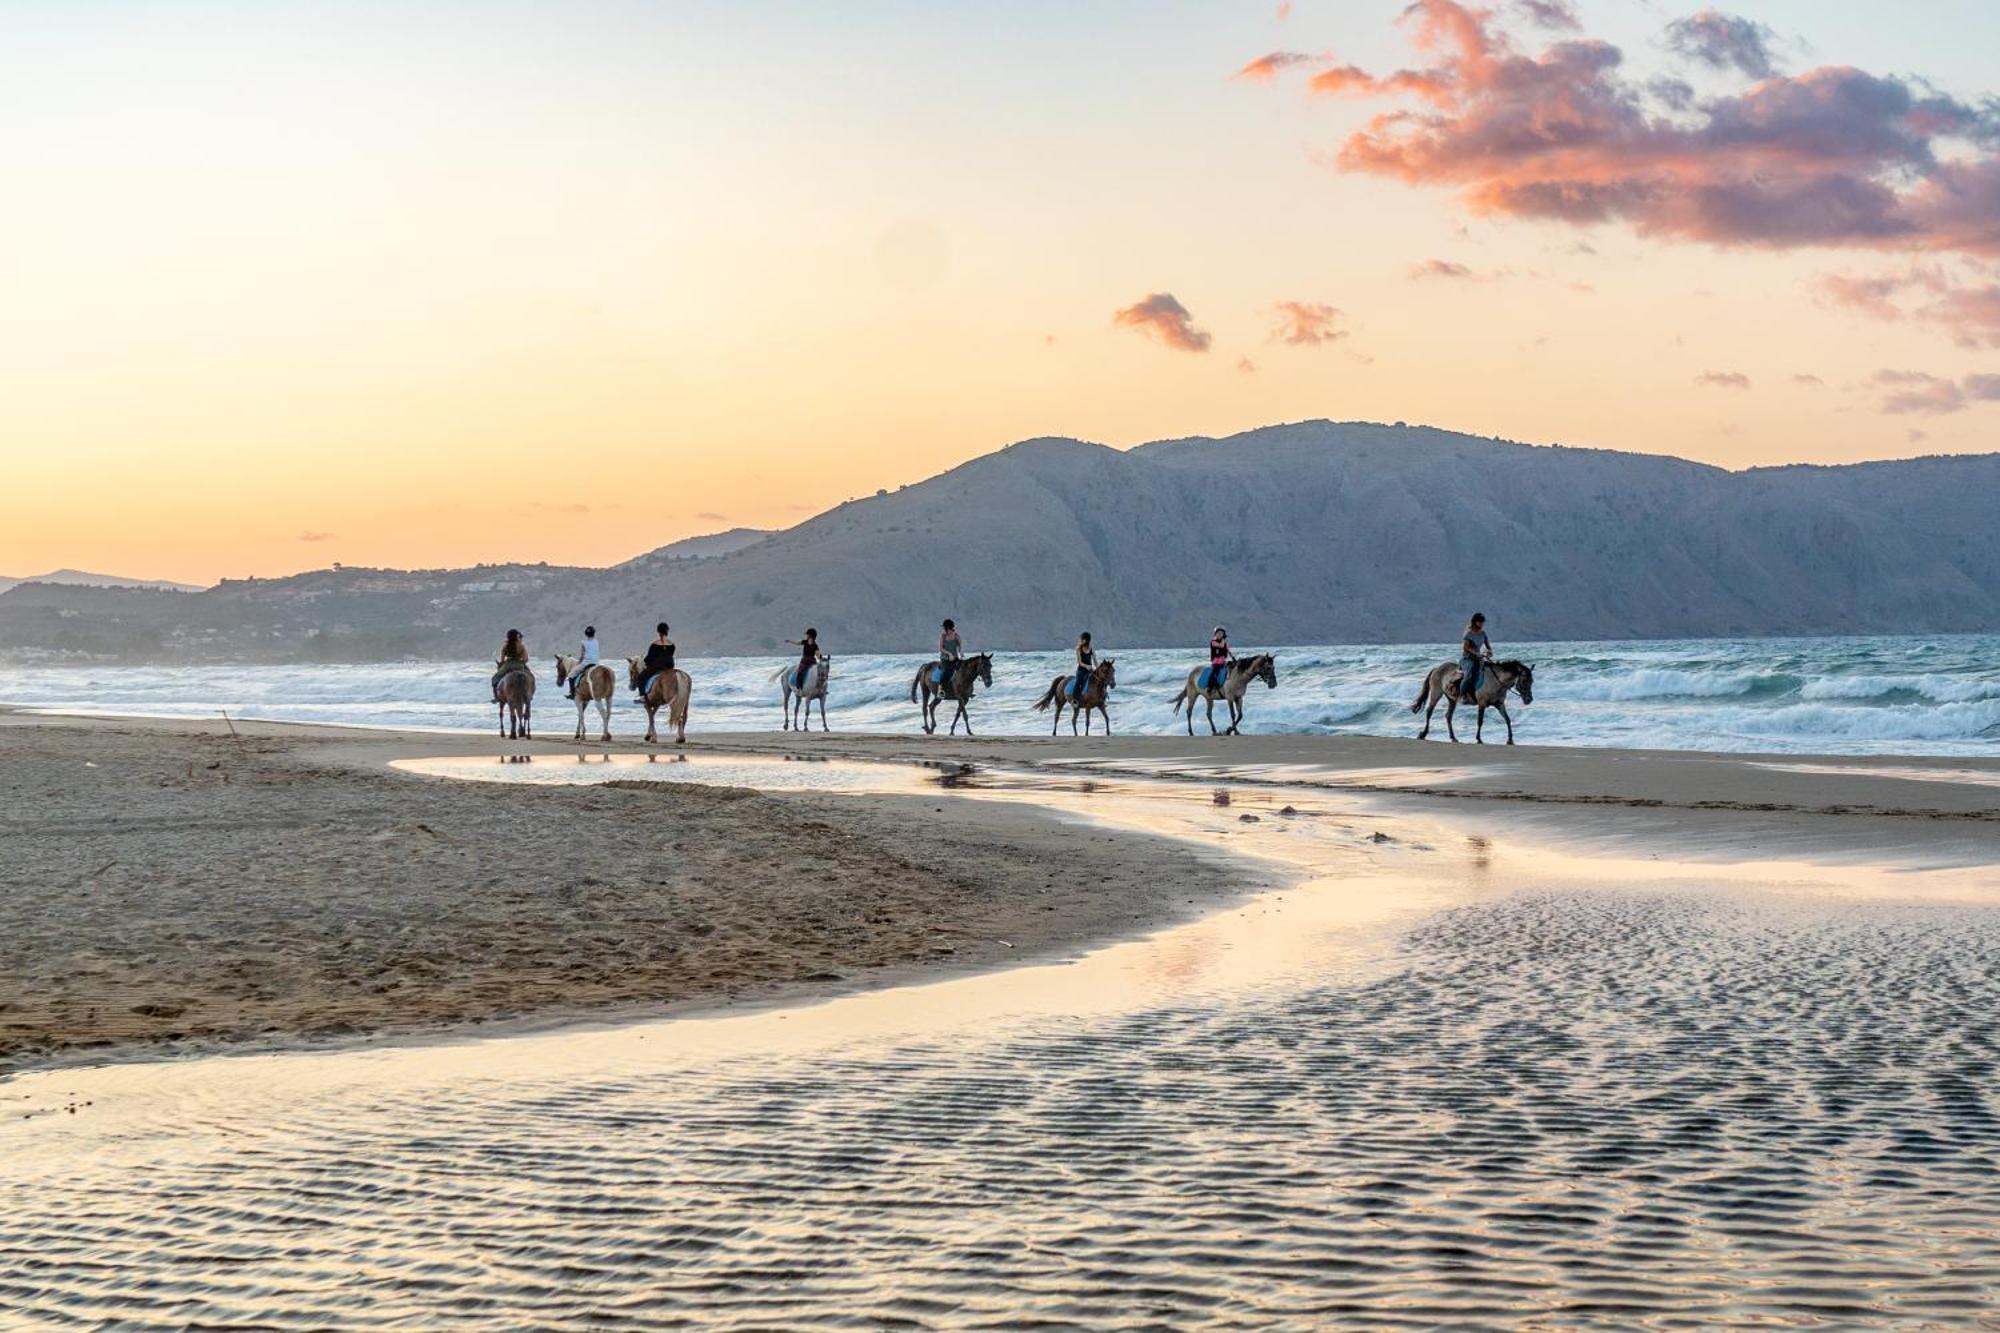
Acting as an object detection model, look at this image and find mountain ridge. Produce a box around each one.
[4,420,1997,662]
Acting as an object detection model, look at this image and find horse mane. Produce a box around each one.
[1495,658,1528,673]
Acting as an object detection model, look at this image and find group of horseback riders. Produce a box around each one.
[489,608,1527,743]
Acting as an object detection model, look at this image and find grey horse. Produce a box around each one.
[1170,653,1278,736]
[494,666,535,740]
[1411,658,1535,744]
[910,653,994,736]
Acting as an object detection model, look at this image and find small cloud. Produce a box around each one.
[298,531,336,543]
[1234,50,1312,82]
[1514,0,1580,30]
[1791,373,1825,387]
[1907,428,1929,443]
[1237,355,1258,374]
[1043,333,1058,345]
[1113,292,1211,352]
[1664,9,1781,80]
[1816,272,1906,321]
[1695,371,1752,389]
[696,511,727,521]
[1568,281,1596,294]
[1269,300,1346,345]
[1408,258,1484,281]
[1875,369,1964,415]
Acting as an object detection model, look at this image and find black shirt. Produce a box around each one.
[643,642,675,672]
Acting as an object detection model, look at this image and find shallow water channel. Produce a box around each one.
[5,758,1999,1327]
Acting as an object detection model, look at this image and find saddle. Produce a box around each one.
[1198,662,1229,692]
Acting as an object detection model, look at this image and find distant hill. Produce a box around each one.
[0,568,204,595]
[615,527,771,567]
[5,421,1999,661]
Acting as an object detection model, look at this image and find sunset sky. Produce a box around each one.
[5,0,1997,585]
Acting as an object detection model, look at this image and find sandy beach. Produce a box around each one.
[4,709,1995,1071]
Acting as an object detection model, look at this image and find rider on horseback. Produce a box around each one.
[936,619,962,685]
[1204,626,1230,691]
[1459,613,1492,702]
[491,629,529,701]
[566,625,601,699]
[1071,632,1094,699]
[635,623,675,699]
[786,628,821,691]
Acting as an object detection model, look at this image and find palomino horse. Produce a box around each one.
[1171,654,1278,736]
[910,653,994,736]
[777,656,831,732]
[554,655,617,743]
[1033,659,1117,736]
[1411,658,1535,744]
[622,657,692,744]
[494,666,535,740]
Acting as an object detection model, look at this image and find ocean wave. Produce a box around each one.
[1586,668,1797,702]
[1798,673,2000,705]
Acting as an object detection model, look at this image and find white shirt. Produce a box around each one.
[579,638,600,665]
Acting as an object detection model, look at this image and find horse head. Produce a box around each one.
[1254,654,1278,690]
[1510,661,1534,705]
[624,656,644,687]
[1097,658,1117,691]
[553,655,569,688]
[974,653,993,688]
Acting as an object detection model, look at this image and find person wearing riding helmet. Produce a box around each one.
[491,628,529,701]
[1071,631,1094,699]
[1459,612,1492,702]
[635,622,675,700]
[936,619,962,686]
[785,627,821,691]
[566,624,601,699]
[1206,626,1231,691]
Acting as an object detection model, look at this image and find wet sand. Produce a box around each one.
[5,727,1999,1327]
[2,709,1995,1071]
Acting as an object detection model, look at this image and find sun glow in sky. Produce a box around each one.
[5,0,1997,584]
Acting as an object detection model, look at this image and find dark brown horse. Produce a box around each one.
[1032,658,1118,735]
[910,653,993,735]
[494,666,535,739]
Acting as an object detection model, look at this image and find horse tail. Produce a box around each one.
[672,672,692,726]
[1410,670,1431,713]
[909,665,925,704]
[1169,685,1187,714]
[1032,678,1059,712]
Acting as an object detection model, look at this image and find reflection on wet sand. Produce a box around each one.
[5,761,1999,1327]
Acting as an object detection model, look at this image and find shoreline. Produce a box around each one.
[4,711,1996,1075]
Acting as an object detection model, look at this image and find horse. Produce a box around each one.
[910,653,993,736]
[1032,658,1118,736]
[623,657,692,744]
[777,656,831,732]
[554,655,617,743]
[1411,658,1535,744]
[494,666,535,740]
[1170,653,1278,736]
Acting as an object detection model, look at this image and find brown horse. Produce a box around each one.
[554,655,617,742]
[494,666,534,739]
[1170,654,1278,736]
[910,653,993,735]
[623,657,692,744]
[1032,658,1117,735]
[1411,658,1535,744]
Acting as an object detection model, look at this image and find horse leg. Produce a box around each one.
[1101,704,1111,737]
[1051,699,1062,736]
[1497,700,1513,745]
[1475,704,1485,744]
[817,693,828,732]
[1185,690,1196,736]
[599,696,612,743]
[1205,696,1218,736]
[1444,698,1459,743]
[960,699,974,736]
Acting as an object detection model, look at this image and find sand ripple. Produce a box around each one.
[7,889,2000,1327]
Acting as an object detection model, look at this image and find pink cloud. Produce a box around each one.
[1235,51,1312,82]
[1695,370,1751,389]
[1665,10,1780,80]
[1270,301,1346,345]
[1408,258,1485,280]
[1113,293,1211,353]
[1872,369,2000,415]
[1816,268,2000,347]
[1248,0,2000,257]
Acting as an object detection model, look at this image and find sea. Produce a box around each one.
[3,633,1997,756]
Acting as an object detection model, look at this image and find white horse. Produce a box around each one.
[554,655,616,742]
[776,656,831,732]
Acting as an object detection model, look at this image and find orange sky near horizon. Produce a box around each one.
[4,1,1996,586]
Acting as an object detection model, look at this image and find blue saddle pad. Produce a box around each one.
[1199,663,1227,691]
[931,665,945,685]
